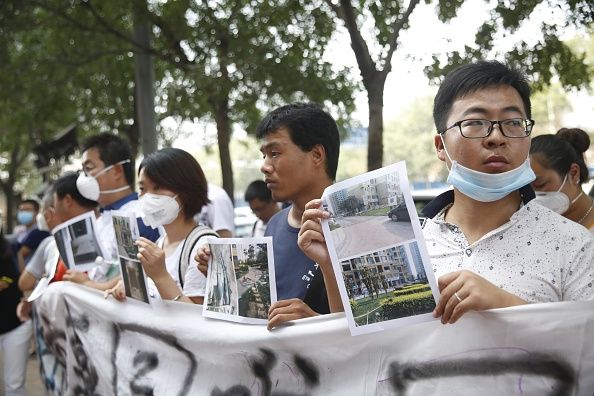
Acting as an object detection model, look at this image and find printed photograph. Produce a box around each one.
[204,237,276,324]
[321,162,440,335]
[52,211,105,271]
[323,170,416,260]
[68,217,103,265]
[206,243,239,315]
[53,227,72,269]
[112,212,140,259]
[341,241,435,327]
[119,257,150,303]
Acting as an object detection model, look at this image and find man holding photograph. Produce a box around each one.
[197,103,343,329]
[75,133,160,285]
[299,60,594,325]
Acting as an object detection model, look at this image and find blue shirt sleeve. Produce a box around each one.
[137,218,160,242]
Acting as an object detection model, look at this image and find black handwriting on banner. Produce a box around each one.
[211,348,320,396]
[64,300,100,396]
[130,351,159,396]
[34,308,67,394]
[388,354,575,396]
[112,322,197,396]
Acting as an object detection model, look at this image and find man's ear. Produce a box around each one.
[434,134,446,162]
[311,144,326,168]
[63,194,74,209]
[111,162,126,183]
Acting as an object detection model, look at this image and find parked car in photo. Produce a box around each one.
[387,203,410,222]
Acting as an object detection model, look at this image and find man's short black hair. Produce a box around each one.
[81,133,134,187]
[256,103,340,180]
[244,180,273,203]
[433,60,531,133]
[54,172,98,210]
[19,199,40,212]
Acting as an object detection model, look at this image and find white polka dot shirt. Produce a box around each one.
[423,200,594,302]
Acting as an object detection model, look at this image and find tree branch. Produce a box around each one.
[381,0,421,75]
[29,0,103,34]
[132,0,195,65]
[55,48,134,67]
[81,0,193,71]
[332,0,377,82]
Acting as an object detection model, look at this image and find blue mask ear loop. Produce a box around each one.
[440,134,454,172]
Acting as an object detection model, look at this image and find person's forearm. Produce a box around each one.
[150,272,194,303]
[319,261,344,313]
[81,276,121,291]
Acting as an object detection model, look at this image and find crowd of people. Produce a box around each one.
[1,59,593,394]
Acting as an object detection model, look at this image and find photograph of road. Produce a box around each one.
[324,170,415,259]
[204,237,276,324]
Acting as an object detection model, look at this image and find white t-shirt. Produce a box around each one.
[146,234,210,299]
[196,184,235,235]
[423,200,594,302]
[24,236,57,279]
[252,219,267,237]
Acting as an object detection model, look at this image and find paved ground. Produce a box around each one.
[332,215,415,259]
[0,349,46,395]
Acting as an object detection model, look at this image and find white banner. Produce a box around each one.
[33,282,594,395]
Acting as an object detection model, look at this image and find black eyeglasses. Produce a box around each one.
[440,118,535,139]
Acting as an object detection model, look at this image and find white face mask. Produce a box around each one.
[76,159,131,201]
[36,212,50,232]
[534,174,582,214]
[139,193,181,228]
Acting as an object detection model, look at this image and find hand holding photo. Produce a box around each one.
[204,237,276,324]
[321,161,439,336]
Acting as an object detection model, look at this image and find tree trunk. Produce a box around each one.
[366,80,385,171]
[3,139,24,234]
[213,98,235,204]
[2,183,15,234]
[133,0,157,156]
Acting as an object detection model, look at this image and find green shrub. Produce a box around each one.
[380,290,435,319]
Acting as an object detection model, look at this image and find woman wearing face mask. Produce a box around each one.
[107,148,218,304]
[530,128,594,232]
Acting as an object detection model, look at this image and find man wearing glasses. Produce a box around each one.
[422,60,594,324]
[64,133,160,289]
[299,60,594,324]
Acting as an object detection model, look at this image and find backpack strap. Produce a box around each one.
[178,225,219,289]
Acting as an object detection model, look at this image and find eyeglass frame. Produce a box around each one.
[439,118,535,139]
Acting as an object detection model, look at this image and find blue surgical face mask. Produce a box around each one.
[17,210,35,225]
[440,135,535,202]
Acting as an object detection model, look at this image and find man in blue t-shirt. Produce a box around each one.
[14,199,50,271]
[198,103,342,329]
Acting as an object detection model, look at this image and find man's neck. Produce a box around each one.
[287,179,332,228]
[446,189,522,244]
[99,187,133,208]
